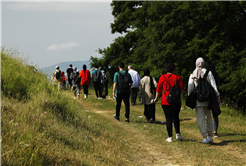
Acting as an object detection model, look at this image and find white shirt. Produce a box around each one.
[128,69,141,88]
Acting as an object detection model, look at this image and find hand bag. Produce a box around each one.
[186,88,197,109]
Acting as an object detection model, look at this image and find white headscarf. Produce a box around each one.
[192,57,205,79]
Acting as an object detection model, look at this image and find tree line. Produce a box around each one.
[90,1,246,112]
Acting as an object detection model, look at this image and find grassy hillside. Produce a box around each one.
[1,49,246,165]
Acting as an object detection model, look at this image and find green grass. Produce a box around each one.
[1,49,246,165]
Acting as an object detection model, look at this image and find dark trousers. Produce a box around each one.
[82,85,88,95]
[93,81,102,98]
[162,105,181,137]
[116,93,130,119]
[130,88,138,106]
[144,103,156,121]
[214,117,219,132]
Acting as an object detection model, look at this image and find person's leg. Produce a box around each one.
[133,88,138,105]
[205,108,213,136]
[123,93,130,119]
[195,107,207,138]
[93,82,99,98]
[173,105,181,134]
[162,105,173,138]
[149,103,156,121]
[98,83,102,97]
[77,85,80,98]
[144,104,150,120]
[73,85,76,97]
[116,93,123,119]
[213,117,219,133]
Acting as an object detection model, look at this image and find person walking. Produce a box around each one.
[92,65,104,99]
[79,64,91,99]
[188,57,220,144]
[139,68,157,122]
[72,67,80,99]
[206,61,221,138]
[61,71,66,90]
[154,63,184,142]
[51,66,62,90]
[101,70,108,99]
[128,65,141,106]
[113,62,133,123]
[66,64,73,91]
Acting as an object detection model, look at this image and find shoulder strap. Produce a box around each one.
[203,70,209,79]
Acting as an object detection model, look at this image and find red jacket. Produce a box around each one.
[156,74,184,105]
[79,70,91,86]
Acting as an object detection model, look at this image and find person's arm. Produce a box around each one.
[208,71,220,103]
[154,76,163,103]
[113,82,117,97]
[154,92,161,103]
[66,72,68,80]
[187,74,194,96]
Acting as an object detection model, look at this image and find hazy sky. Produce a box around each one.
[2,0,124,68]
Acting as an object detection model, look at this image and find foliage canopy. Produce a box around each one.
[91,1,246,111]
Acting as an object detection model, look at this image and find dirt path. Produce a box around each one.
[71,93,246,165]
[80,98,183,166]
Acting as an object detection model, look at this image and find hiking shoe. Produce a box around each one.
[125,119,129,123]
[207,136,213,143]
[202,138,208,144]
[114,115,119,121]
[213,133,219,138]
[166,137,173,142]
[176,134,184,140]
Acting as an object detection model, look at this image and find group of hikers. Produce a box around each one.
[51,64,108,99]
[52,57,221,144]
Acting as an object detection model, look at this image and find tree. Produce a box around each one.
[91,1,246,111]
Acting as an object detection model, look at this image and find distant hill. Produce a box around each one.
[42,60,93,76]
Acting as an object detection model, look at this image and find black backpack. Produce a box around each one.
[163,75,181,105]
[93,70,101,82]
[118,71,130,93]
[73,72,80,84]
[197,70,211,102]
[55,71,61,80]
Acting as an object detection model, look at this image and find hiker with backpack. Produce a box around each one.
[72,67,80,99]
[79,64,91,99]
[113,62,133,123]
[154,63,184,142]
[139,68,157,122]
[92,65,104,99]
[101,70,108,99]
[188,57,220,144]
[66,64,73,91]
[51,66,62,90]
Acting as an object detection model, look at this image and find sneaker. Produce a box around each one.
[207,136,213,143]
[84,95,86,99]
[176,134,184,140]
[202,138,208,144]
[114,116,119,121]
[74,97,76,99]
[166,137,173,142]
[125,119,129,123]
[213,133,219,138]
[97,97,102,99]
